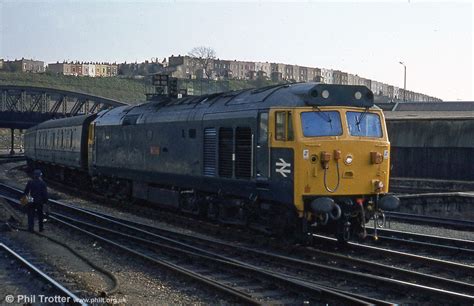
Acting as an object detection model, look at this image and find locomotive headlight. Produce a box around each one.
[322,89,330,99]
[354,91,362,100]
[344,155,353,165]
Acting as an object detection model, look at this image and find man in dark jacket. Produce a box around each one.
[24,169,48,232]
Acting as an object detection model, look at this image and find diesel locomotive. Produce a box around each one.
[24,82,399,242]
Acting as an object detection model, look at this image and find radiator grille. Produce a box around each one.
[203,128,217,176]
[235,127,252,179]
[218,127,234,178]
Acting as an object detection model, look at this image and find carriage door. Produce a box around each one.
[256,112,269,181]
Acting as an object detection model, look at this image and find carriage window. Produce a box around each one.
[275,111,294,141]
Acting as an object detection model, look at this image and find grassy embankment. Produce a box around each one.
[0,72,280,103]
[0,72,149,148]
[0,72,279,148]
[0,72,148,104]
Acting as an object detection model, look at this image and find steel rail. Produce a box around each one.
[366,228,474,253]
[385,211,474,229]
[0,181,365,305]
[2,182,474,303]
[48,214,367,305]
[0,243,86,306]
[56,204,474,295]
[312,234,474,277]
[48,208,474,304]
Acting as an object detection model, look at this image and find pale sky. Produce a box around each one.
[1,0,473,101]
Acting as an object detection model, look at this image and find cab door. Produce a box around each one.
[87,122,96,170]
[256,112,269,181]
[268,109,295,205]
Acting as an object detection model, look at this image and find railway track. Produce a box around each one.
[43,208,474,304]
[366,227,474,254]
[0,241,84,305]
[2,181,474,304]
[55,204,474,302]
[310,234,474,285]
[0,184,375,304]
[53,215,376,304]
[2,183,474,304]
[385,211,474,230]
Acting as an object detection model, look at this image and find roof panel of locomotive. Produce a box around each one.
[94,82,374,126]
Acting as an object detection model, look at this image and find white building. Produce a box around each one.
[320,68,333,84]
[82,63,96,77]
[254,62,271,78]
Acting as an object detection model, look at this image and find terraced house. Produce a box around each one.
[165,55,440,102]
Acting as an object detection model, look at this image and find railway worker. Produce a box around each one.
[24,169,48,233]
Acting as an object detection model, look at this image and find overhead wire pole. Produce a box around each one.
[399,61,406,101]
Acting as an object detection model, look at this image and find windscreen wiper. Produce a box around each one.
[314,106,333,129]
[355,107,369,131]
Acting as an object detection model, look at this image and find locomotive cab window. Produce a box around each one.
[301,111,343,137]
[346,111,382,138]
[275,111,294,141]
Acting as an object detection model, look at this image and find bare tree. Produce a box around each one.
[188,46,217,79]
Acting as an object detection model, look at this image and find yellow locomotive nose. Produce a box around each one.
[301,144,390,197]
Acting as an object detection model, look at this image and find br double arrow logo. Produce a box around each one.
[276,158,291,177]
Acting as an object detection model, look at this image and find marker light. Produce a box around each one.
[344,155,353,165]
[374,180,384,192]
[322,90,330,99]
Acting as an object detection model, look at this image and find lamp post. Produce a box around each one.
[399,61,406,101]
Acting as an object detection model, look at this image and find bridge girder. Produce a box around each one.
[0,85,128,129]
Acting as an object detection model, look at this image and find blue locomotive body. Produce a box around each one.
[25,83,398,241]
